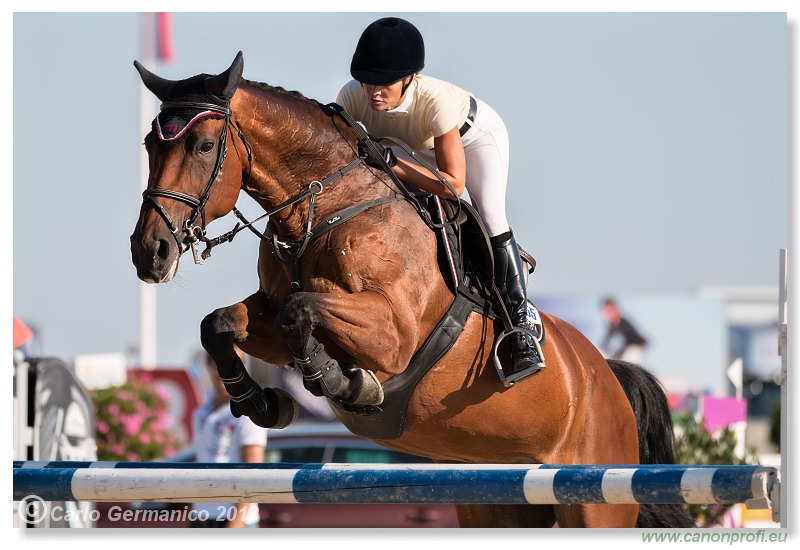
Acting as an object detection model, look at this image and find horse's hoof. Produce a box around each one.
[341,365,384,406]
[230,386,299,429]
[262,387,299,429]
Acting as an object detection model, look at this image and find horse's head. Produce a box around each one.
[130,52,247,283]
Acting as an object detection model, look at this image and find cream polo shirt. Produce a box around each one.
[336,74,472,151]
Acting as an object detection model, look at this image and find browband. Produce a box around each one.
[160,101,231,116]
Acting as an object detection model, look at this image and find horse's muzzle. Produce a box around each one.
[130,229,180,283]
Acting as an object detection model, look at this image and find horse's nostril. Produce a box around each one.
[156,238,172,261]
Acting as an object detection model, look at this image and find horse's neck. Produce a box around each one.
[234,84,394,241]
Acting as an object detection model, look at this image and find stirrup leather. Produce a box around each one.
[492,327,546,387]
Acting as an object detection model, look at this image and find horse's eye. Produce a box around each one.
[199,141,215,154]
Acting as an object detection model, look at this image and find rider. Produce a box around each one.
[337,16,541,378]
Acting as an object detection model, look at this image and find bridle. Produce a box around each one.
[142,100,246,263]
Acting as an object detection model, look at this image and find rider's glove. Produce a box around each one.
[359,139,397,170]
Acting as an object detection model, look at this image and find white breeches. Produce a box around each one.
[394,98,512,237]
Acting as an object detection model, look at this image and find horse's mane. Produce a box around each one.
[150,79,325,149]
[240,79,350,141]
[242,78,316,104]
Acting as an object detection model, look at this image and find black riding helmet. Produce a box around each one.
[350,17,425,86]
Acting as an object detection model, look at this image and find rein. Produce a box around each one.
[324,103,462,231]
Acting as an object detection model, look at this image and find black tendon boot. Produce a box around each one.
[295,338,384,406]
[491,230,545,385]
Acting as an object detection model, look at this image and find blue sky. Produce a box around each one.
[6,7,795,379]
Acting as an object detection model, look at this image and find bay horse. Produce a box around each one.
[130,52,693,528]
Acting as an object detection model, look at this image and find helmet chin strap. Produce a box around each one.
[400,75,414,97]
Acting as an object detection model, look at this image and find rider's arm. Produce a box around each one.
[391,125,466,199]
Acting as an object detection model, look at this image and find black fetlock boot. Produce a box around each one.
[295,338,384,406]
[219,365,299,429]
[491,230,546,385]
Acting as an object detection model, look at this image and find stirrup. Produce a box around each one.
[492,327,546,388]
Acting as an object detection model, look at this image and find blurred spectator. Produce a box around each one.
[600,298,648,363]
[279,368,337,421]
[190,350,267,528]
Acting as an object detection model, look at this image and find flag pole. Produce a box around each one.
[139,13,157,370]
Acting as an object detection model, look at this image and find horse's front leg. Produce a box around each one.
[200,290,298,428]
[275,290,402,407]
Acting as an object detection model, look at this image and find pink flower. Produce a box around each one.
[91,378,187,462]
[121,414,143,436]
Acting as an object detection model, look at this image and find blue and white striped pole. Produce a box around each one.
[13,462,778,520]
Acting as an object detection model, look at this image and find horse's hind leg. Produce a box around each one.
[200,290,298,429]
[456,505,556,528]
[554,503,639,528]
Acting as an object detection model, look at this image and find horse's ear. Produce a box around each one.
[133,60,176,101]
[206,51,244,100]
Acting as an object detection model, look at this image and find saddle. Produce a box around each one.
[431,195,537,316]
[329,194,542,440]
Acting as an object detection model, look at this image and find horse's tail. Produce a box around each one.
[607,359,696,528]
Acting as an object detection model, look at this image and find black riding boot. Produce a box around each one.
[491,230,545,381]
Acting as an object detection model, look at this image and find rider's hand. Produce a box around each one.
[359,140,397,170]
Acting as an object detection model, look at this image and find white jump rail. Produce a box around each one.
[13,461,780,523]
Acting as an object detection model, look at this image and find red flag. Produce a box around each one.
[13,316,33,349]
[156,12,175,63]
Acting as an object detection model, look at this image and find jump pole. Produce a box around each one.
[13,462,779,523]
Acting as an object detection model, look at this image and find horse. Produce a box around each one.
[130,52,694,528]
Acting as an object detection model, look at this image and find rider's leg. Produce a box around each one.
[461,100,541,375]
[491,229,542,374]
